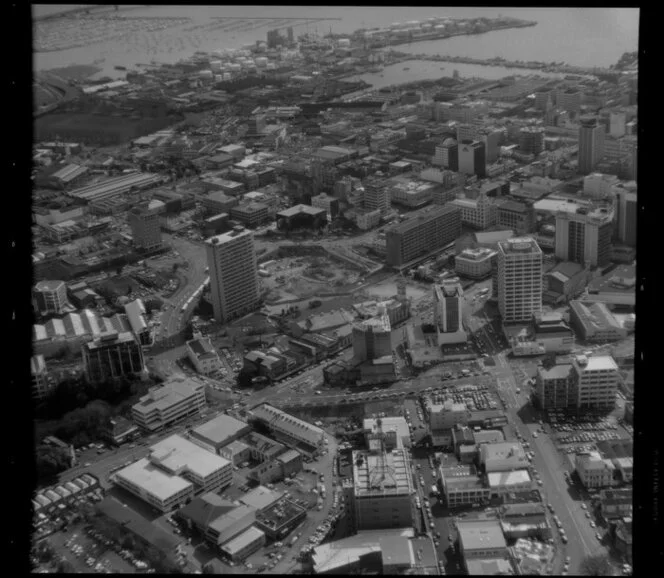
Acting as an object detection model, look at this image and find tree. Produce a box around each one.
[580,554,612,576]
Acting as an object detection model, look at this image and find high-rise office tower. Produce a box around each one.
[578,117,605,175]
[433,281,467,344]
[614,184,637,247]
[206,227,260,324]
[554,204,614,267]
[352,312,392,362]
[128,200,163,251]
[497,237,543,324]
[363,176,391,214]
[518,126,545,156]
[458,140,486,178]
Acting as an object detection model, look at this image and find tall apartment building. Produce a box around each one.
[455,247,496,279]
[518,126,545,156]
[82,331,145,383]
[128,200,163,251]
[353,312,393,361]
[31,354,53,401]
[578,117,605,175]
[556,88,581,113]
[555,204,614,268]
[33,280,68,315]
[385,205,461,267]
[497,237,543,324]
[573,354,619,410]
[535,363,575,410]
[458,140,486,178]
[496,200,536,235]
[363,177,391,214]
[433,138,459,171]
[352,447,414,531]
[613,184,637,247]
[132,377,206,432]
[206,227,260,324]
[609,111,627,138]
[433,281,467,344]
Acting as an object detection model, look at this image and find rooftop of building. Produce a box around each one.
[457,519,507,551]
[498,237,542,255]
[177,492,238,529]
[255,498,306,530]
[480,442,527,462]
[115,458,192,502]
[239,485,284,511]
[587,264,636,295]
[458,247,497,260]
[570,300,622,331]
[385,204,460,235]
[572,354,619,372]
[487,469,531,488]
[276,204,327,218]
[355,312,391,333]
[474,430,505,445]
[86,330,138,350]
[191,414,250,446]
[133,377,203,415]
[363,417,410,446]
[97,497,182,554]
[538,363,573,380]
[249,404,325,444]
[187,336,218,359]
[473,230,515,246]
[149,434,231,479]
[466,558,515,575]
[221,526,265,554]
[312,528,415,575]
[352,448,413,496]
[34,280,66,292]
[208,502,257,535]
[206,227,253,246]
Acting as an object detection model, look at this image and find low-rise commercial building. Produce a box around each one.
[440,464,491,509]
[575,451,617,489]
[229,202,270,228]
[189,414,252,454]
[455,247,496,279]
[480,442,529,473]
[499,503,551,541]
[176,493,257,550]
[569,301,628,342]
[113,435,232,512]
[363,417,411,450]
[599,488,632,520]
[276,204,327,231]
[248,404,325,453]
[457,519,509,572]
[131,377,206,432]
[186,337,223,375]
[220,526,266,562]
[487,470,532,497]
[254,498,307,540]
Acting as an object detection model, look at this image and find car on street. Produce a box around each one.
[595,533,602,541]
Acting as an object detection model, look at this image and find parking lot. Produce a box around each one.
[546,410,633,455]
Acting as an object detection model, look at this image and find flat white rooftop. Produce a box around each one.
[115,458,193,502]
[150,434,231,479]
[487,469,532,488]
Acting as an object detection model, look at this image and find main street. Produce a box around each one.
[484,351,608,574]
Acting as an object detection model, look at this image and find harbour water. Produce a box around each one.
[343,59,567,93]
[33,6,639,82]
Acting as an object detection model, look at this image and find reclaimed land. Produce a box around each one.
[34,97,184,146]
